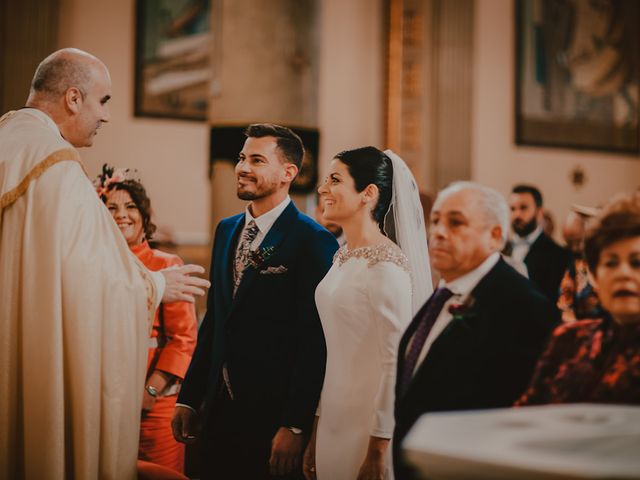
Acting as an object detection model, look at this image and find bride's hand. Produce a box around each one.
[356,437,389,480]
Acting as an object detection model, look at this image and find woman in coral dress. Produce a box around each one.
[97,166,197,473]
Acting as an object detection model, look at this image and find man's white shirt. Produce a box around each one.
[511,226,543,264]
[236,195,291,255]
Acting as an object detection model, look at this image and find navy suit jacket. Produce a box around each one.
[393,258,559,479]
[178,202,338,434]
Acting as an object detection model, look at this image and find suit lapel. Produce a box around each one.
[219,215,245,313]
[411,260,509,380]
[227,202,298,319]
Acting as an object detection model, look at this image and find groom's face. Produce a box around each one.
[235,136,290,201]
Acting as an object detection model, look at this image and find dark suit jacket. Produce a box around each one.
[523,233,570,303]
[178,202,338,436]
[393,258,559,479]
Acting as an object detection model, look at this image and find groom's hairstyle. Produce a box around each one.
[244,123,304,170]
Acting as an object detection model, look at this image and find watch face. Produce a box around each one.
[288,427,302,435]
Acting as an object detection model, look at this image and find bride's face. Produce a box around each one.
[317,159,364,225]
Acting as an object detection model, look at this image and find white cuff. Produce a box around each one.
[175,403,197,414]
[149,270,165,309]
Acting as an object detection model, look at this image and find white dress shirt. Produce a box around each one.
[510,226,543,264]
[236,195,291,255]
[412,252,501,375]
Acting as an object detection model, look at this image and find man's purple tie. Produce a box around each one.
[400,287,454,394]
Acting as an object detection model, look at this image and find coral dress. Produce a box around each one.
[315,244,412,479]
[132,241,197,473]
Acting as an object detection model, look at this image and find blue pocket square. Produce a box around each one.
[259,265,288,275]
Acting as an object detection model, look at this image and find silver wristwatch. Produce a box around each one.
[145,385,159,397]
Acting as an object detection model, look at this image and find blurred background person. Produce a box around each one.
[517,192,640,405]
[557,206,604,323]
[97,165,197,475]
[508,184,569,303]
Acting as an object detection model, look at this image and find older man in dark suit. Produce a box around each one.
[393,182,559,479]
[172,124,338,479]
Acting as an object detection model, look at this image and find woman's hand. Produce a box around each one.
[141,370,172,414]
[356,436,389,480]
[141,389,157,413]
[303,416,319,480]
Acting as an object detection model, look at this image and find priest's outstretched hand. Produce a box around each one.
[161,264,210,303]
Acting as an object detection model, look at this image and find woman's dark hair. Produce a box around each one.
[334,146,393,232]
[584,192,640,273]
[98,166,157,241]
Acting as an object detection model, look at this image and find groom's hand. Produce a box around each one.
[171,405,200,444]
[269,427,303,476]
[161,264,210,303]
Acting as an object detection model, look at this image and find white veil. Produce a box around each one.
[383,150,433,315]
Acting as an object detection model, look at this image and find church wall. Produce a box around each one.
[58,0,385,243]
[58,0,212,245]
[472,0,640,234]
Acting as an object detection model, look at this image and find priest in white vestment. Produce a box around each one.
[0,48,208,480]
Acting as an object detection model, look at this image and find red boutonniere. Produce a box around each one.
[448,295,476,321]
[247,246,275,269]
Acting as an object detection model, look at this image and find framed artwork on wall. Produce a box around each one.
[515,0,639,153]
[134,0,212,121]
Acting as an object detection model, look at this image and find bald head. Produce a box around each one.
[26,48,112,148]
[28,48,107,101]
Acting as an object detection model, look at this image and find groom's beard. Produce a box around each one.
[512,216,538,237]
[236,174,279,201]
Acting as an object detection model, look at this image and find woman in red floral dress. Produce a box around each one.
[517,192,640,405]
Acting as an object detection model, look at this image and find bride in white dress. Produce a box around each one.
[304,147,432,480]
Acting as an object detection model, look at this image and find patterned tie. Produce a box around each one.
[400,287,454,394]
[233,220,260,296]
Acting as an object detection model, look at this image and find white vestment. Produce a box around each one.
[0,109,160,479]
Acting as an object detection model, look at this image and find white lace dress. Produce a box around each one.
[314,244,412,480]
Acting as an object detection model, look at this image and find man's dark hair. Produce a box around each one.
[244,123,304,169]
[512,184,543,208]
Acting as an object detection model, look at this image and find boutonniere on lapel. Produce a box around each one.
[448,295,477,322]
[247,245,275,270]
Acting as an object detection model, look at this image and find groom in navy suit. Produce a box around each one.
[173,124,338,479]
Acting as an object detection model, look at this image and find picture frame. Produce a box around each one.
[515,0,639,153]
[134,0,212,121]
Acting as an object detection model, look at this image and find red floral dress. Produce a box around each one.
[516,316,640,405]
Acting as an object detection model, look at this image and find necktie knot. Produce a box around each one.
[243,220,259,243]
[432,286,454,305]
